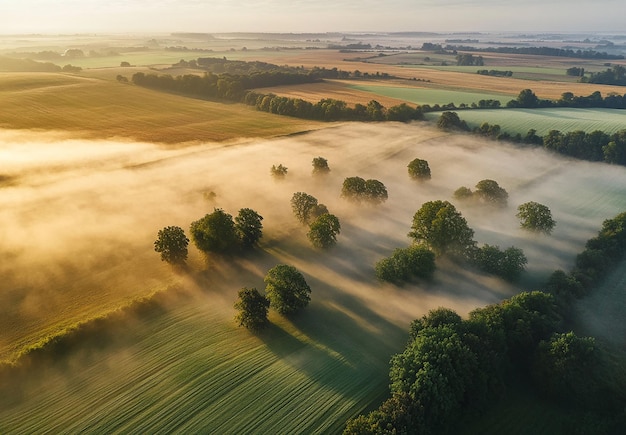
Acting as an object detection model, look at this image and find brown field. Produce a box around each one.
[0,72,321,144]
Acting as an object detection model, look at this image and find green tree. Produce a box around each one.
[516,201,556,234]
[264,264,311,315]
[408,200,475,257]
[341,177,388,204]
[407,158,431,181]
[437,111,467,131]
[475,179,508,207]
[312,156,330,175]
[154,226,189,264]
[307,213,341,248]
[291,192,324,224]
[190,208,238,253]
[375,245,436,285]
[365,179,388,204]
[471,244,527,281]
[234,287,270,331]
[514,89,539,108]
[235,208,264,248]
[453,186,473,200]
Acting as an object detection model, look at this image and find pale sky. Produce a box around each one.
[0,0,623,34]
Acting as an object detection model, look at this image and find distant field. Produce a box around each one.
[424,107,626,136]
[2,123,626,432]
[348,83,512,106]
[0,72,320,143]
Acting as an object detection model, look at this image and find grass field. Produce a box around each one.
[348,83,512,106]
[0,72,320,143]
[424,107,626,136]
[2,123,626,432]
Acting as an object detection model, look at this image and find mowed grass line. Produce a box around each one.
[424,107,626,136]
[0,72,320,143]
[0,296,395,434]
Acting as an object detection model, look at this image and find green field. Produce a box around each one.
[348,84,512,106]
[424,107,626,136]
[2,123,626,432]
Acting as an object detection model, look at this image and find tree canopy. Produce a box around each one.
[264,264,311,315]
[408,200,475,257]
[153,226,189,264]
[190,208,238,253]
[271,164,288,179]
[516,201,556,234]
[234,287,270,331]
[474,179,508,207]
[311,156,330,175]
[235,208,264,247]
[375,245,436,284]
[291,192,327,225]
[407,158,431,181]
[341,176,388,204]
[307,213,341,248]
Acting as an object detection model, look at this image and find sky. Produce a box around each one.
[0,0,623,34]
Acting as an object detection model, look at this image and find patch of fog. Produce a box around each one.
[1,123,625,359]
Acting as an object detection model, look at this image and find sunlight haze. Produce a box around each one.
[0,0,623,33]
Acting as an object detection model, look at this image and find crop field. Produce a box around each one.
[2,122,626,432]
[0,72,320,143]
[424,107,626,136]
[348,83,512,106]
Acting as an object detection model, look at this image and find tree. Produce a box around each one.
[291,192,323,224]
[471,244,527,281]
[234,287,270,331]
[154,226,189,264]
[437,111,467,131]
[513,89,539,108]
[190,208,238,253]
[264,264,311,315]
[475,179,508,207]
[407,158,431,181]
[312,156,330,175]
[453,186,473,200]
[341,177,388,204]
[307,213,341,248]
[375,245,436,284]
[517,201,556,234]
[408,200,475,257]
[271,163,288,178]
[235,208,264,248]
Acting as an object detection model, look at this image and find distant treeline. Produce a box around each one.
[583,65,626,86]
[345,212,626,434]
[131,71,422,122]
[477,69,513,77]
[422,42,624,60]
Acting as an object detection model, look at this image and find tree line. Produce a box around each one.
[423,43,624,60]
[345,211,626,434]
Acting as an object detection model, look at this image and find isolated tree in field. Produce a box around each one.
[408,200,475,257]
[271,163,288,179]
[375,245,436,284]
[190,208,238,253]
[234,287,270,331]
[312,156,330,175]
[291,192,326,224]
[475,179,508,207]
[235,208,264,248]
[307,213,341,248]
[407,158,431,181]
[154,226,189,264]
[264,264,311,315]
[365,179,388,204]
[517,201,556,234]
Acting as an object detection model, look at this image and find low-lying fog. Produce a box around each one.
[2,123,625,362]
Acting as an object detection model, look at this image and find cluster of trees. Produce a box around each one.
[456,53,484,66]
[154,207,264,266]
[566,66,585,77]
[583,65,626,86]
[375,245,435,284]
[454,179,509,207]
[234,264,311,330]
[516,201,557,234]
[290,192,341,249]
[270,164,288,178]
[346,211,626,434]
[477,69,513,77]
[341,177,388,204]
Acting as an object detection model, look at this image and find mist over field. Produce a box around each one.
[2,122,626,364]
